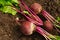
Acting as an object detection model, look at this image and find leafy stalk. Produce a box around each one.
[18,0,43,25]
[12,5,43,26]
[36,26,56,40]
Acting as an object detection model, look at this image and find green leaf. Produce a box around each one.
[56,17,60,22]
[0,0,19,15]
[0,0,12,6]
[0,6,17,15]
[23,11,31,16]
[12,0,18,3]
[49,35,60,40]
[55,36,60,40]
[23,11,29,14]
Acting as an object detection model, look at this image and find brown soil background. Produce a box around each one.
[0,0,60,40]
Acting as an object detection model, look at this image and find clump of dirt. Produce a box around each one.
[0,0,60,40]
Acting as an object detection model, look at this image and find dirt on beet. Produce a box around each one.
[0,0,60,40]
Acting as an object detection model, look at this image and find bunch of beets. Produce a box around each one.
[12,0,60,40]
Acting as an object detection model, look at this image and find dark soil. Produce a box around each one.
[0,0,60,40]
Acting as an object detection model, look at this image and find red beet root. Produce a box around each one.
[21,21,36,35]
[44,20,53,31]
[16,18,36,35]
[31,3,42,14]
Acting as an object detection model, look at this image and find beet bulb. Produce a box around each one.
[21,21,36,35]
[44,20,53,31]
[16,18,36,35]
[31,3,42,14]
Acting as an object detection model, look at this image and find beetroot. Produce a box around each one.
[44,20,53,31]
[21,21,36,35]
[16,18,36,35]
[31,3,42,14]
